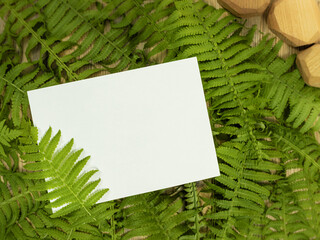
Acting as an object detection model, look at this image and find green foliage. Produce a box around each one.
[1,0,320,239]
[1,124,116,240]
[0,0,106,82]
[274,127,320,239]
[180,183,205,240]
[0,172,43,238]
[33,0,145,73]
[104,0,177,61]
[22,127,112,222]
[204,142,281,239]
[256,40,320,133]
[0,119,21,155]
[121,191,194,240]
[5,208,109,240]
[263,182,314,240]
[0,63,57,126]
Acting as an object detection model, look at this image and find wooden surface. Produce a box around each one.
[296,44,320,87]
[268,0,320,47]
[217,0,270,18]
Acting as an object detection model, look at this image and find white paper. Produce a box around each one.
[27,57,220,202]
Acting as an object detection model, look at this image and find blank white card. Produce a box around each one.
[28,57,220,202]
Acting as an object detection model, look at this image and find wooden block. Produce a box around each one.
[217,0,271,18]
[296,44,320,87]
[268,0,320,47]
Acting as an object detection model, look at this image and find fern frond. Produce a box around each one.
[5,208,109,240]
[0,171,43,238]
[271,127,320,238]
[203,142,281,239]
[0,0,104,81]
[272,126,320,170]
[121,191,194,240]
[0,23,19,64]
[1,0,78,80]
[22,127,110,224]
[163,1,284,238]
[34,0,145,73]
[100,0,179,62]
[255,38,320,133]
[0,119,21,156]
[0,63,57,126]
[179,182,205,240]
[263,181,315,239]
[2,0,320,238]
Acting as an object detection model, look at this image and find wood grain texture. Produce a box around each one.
[206,0,320,58]
[217,0,270,18]
[268,0,320,47]
[296,44,320,87]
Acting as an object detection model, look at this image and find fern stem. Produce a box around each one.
[3,2,79,81]
[0,76,25,94]
[281,200,289,240]
[190,183,200,240]
[111,204,116,240]
[66,228,73,240]
[223,169,243,238]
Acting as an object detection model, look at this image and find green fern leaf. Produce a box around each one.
[255,38,320,133]
[180,182,206,240]
[263,181,316,239]
[0,172,43,238]
[272,126,320,170]
[121,191,194,240]
[0,119,21,156]
[23,127,109,223]
[0,63,57,126]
